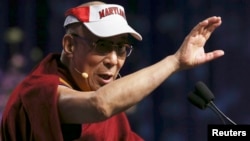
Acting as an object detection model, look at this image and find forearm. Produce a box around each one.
[59,55,180,124]
[96,55,180,116]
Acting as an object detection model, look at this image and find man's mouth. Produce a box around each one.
[97,73,114,85]
[98,74,112,80]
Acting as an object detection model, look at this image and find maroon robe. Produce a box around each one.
[1,53,143,141]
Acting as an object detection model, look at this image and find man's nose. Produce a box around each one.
[103,50,119,67]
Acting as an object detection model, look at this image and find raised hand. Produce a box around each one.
[174,16,224,70]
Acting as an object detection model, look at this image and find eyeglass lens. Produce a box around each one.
[94,40,133,57]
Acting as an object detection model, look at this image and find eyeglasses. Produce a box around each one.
[71,33,133,57]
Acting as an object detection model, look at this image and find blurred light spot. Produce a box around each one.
[30,47,43,62]
[11,53,26,69]
[4,27,24,44]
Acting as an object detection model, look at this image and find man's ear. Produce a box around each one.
[62,34,75,56]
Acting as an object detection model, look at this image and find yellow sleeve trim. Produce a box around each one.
[59,77,72,88]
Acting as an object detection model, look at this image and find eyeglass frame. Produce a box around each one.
[70,33,133,57]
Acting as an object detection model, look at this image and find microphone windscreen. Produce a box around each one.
[188,91,207,110]
[194,81,215,103]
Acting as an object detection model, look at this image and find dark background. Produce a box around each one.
[1,0,250,141]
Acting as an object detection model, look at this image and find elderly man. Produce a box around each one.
[1,1,224,141]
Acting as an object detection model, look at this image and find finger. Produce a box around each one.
[199,16,222,27]
[204,50,225,62]
[191,16,222,36]
[203,17,222,39]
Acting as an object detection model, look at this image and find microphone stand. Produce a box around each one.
[188,81,237,125]
[207,101,237,125]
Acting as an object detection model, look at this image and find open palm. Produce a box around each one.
[174,16,224,70]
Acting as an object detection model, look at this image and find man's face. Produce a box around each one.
[70,33,130,91]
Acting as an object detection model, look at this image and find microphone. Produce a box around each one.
[188,91,207,110]
[74,68,88,79]
[188,81,236,125]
